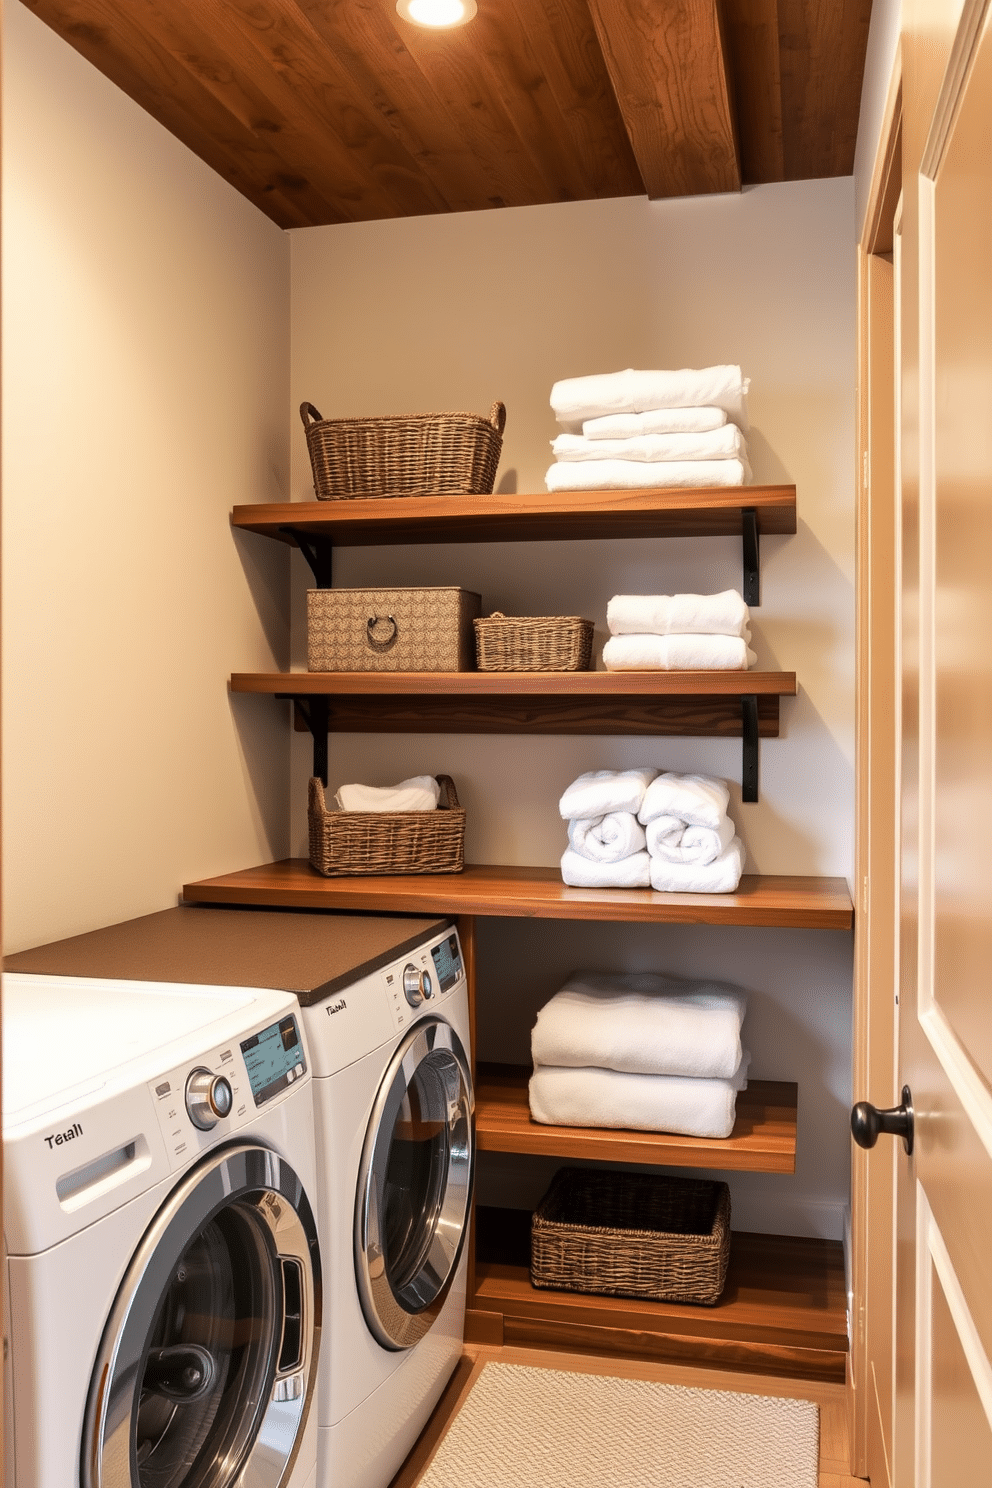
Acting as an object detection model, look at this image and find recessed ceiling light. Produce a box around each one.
[396,0,477,28]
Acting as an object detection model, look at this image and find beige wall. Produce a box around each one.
[286,181,857,1236]
[2,2,292,952]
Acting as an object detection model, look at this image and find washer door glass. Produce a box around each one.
[82,1142,321,1488]
[355,1016,474,1350]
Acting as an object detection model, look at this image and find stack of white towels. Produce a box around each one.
[602,588,756,673]
[528,970,751,1140]
[545,364,751,493]
[559,768,745,894]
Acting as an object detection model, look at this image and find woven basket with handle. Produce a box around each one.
[301,401,506,500]
[531,1168,731,1306]
[308,774,466,876]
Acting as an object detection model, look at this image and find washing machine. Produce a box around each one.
[2,971,322,1488]
[299,921,473,1488]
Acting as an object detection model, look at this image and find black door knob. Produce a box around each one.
[851,1085,914,1155]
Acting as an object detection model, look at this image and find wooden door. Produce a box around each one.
[894,0,992,1479]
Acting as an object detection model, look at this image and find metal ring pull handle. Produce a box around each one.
[851,1085,914,1154]
[366,614,398,651]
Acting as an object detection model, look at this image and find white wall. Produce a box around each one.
[2,2,292,952]
[286,182,857,1235]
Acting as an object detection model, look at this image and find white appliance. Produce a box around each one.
[300,924,474,1488]
[3,972,322,1488]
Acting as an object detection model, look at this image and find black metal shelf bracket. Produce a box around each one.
[742,507,759,606]
[741,694,759,802]
[281,527,334,588]
[291,696,330,785]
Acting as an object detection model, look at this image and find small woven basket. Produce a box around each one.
[531,1168,731,1306]
[301,401,506,501]
[308,775,466,877]
[474,613,594,671]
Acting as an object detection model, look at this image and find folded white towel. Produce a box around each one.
[545,457,751,493]
[334,775,440,812]
[638,772,730,829]
[550,366,750,431]
[531,970,748,1079]
[558,768,656,820]
[528,1062,749,1139]
[568,813,646,863]
[602,633,756,670]
[560,848,651,889]
[648,837,746,894]
[583,407,728,439]
[607,589,751,639]
[552,426,747,464]
[646,813,736,865]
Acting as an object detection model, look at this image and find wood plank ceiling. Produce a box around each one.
[25,0,873,229]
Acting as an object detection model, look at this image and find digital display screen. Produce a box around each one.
[430,934,463,992]
[240,1015,305,1107]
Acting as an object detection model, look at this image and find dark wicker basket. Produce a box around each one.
[301,401,506,500]
[308,774,466,876]
[531,1168,731,1306]
[474,613,595,671]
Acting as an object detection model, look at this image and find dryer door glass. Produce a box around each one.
[356,1016,474,1351]
[82,1143,321,1488]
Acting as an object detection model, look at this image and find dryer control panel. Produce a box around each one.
[382,930,464,1035]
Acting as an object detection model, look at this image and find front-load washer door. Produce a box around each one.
[82,1141,321,1488]
[355,1016,474,1351]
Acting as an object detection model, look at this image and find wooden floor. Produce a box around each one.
[389,1344,865,1488]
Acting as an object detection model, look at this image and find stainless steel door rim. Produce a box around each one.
[355,1016,474,1351]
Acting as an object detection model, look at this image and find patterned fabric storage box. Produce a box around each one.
[307,587,482,672]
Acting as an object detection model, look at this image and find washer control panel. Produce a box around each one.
[383,929,464,1033]
[150,1013,307,1168]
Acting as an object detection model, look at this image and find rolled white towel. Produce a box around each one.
[646,813,736,866]
[545,457,751,493]
[583,407,728,439]
[334,775,440,812]
[560,848,651,889]
[528,1060,750,1139]
[550,366,750,431]
[568,813,647,864]
[649,837,746,894]
[638,772,730,829]
[558,768,656,820]
[551,425,747,464]
[531,970,747,1079]
[602,633,756,670]
[607,589,751,639]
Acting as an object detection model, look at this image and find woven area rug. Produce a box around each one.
[419,1361,819,1488]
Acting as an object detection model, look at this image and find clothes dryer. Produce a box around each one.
[2,973,322,1488]
[298,923,474,1488]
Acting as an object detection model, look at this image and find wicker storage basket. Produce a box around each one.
[474,612,594,671]
[307,587,482,672]
[308,775,466,877]
[531,1168,731,1306]
[301,401,506,501]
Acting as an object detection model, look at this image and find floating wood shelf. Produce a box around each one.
[181,861,854,930]
[232,486,796,603]
[475,1064,798,1174]
[469,1208,848,1383]
[230,669,797,801]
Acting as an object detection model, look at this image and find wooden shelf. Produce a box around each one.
[181,861,854,929]
[469,1208,848,1382]
[475,1064,798,1173]
[231,487,797,547]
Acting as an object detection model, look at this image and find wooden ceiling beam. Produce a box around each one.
[584,0,742,198]
[721,0,785,184]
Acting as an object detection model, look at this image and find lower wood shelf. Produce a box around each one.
[468,1207,848,1383]
[476,1064,798,1173]
[181,861,854,929]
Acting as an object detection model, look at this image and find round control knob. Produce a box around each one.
[402,964,434,1008]
[185,1068,234,1131]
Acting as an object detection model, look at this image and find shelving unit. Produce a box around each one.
[214,479,852,1381]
